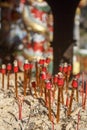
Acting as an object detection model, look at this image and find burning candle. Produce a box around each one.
[67,78,78,116]
[7,63,12,89]
[13,60,19,98]
[1,64,6,89]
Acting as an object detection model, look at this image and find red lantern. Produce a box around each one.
[45,80,51,90]
[72,78,78,88]
[7,63,12,71]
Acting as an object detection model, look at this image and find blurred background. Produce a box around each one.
[0,0,87,74]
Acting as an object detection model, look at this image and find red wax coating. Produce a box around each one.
[24,64,29,70]
[29,63,33,69]
[72,79,78,88]
[14,66,18,73]
[63,66,68,73]
[39,59,45,65]
[57,78,64,86]
[59,66,63,72]
[1,69,6,74]
[68,64,72,71]
[7,64,12,71]
[53,75,58,83]
[46,81,51,90]
[46,57,51,64]
[42,66,47,72]
[41,72,46,80]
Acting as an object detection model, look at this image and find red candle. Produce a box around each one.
[45,80,52,121]
[7,63,12,89]
[2,64,6,74]
[59,64,63,72]
[53,74,58,84]
[57,72,64,87]
[45,80,52,90]
[13,60,18,97]
[63,62,68,74]
[39,59,45,65]
[24,59,29,70]
[2,64,6,89]
[7,63,12,71]
[40,71,46,80]
[57,78,64,87]
[67,63,72,71]
[46,57,51,64]
[57,72,64,122]
[42,66,47,72]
